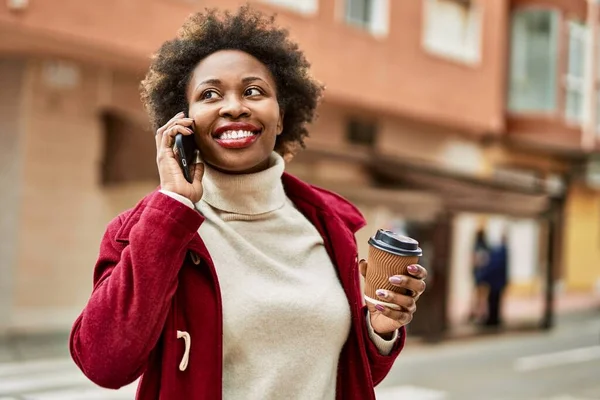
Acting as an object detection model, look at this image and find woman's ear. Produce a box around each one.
[276,111,284,135]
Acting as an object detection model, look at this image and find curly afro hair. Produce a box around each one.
[140,5,323,155]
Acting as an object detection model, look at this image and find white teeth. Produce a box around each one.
[218,130,255,140]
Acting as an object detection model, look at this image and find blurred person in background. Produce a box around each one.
[480,233,509,327]
[68,6,427,400]
[470,228,490,324]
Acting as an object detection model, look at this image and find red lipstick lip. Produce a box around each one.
[213,122,261,137]
[214,133,261,149]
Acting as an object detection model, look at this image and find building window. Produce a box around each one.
[565,21,586,123]
[344,0,389,37]
[346,119,378,147]
[422,0,482,64]
[564,21,600,130]
[508,9,559,113]
[346,0,372,26]
[101,112,158,185]
[259,0,318,14]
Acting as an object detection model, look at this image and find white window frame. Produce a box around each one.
[345,0,372,27]
[342,0,389,38]
[259,0,318,15]
[507,8,560,114]
[564,20,586,124]
[422,0,482,65]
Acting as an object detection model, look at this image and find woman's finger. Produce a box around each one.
[155,126,164,149]
[157,130,174,162]
[191,156,205,191]
[375,290,417,313]
[155,115,194,149]
[158,125,190,161]
[407,264,428,280]
[156,112,185,136]
[156,113,184,149]
[163,117,194,136]
[168,117,194,131]
[359,259,367,278]
[373,304,404,321]
[388,275,426,297]
[161,125,194,150]
[373,305,413,326]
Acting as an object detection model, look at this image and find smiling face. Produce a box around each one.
[186,50,283,174]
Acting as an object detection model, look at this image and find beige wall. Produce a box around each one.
[304,101,491,177]
[0,58,26,333]
[294,103,372,184]
[563,184,600,292]
[378,117,488,176]
[9,58,155,333]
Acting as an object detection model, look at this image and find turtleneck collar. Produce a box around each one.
[198,152,286,215]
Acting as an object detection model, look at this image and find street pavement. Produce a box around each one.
[378,311,600,399]
[0,312,598,399]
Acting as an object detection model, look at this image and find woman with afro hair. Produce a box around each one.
[70,5,427,400]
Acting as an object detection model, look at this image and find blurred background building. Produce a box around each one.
[1,0,599,341]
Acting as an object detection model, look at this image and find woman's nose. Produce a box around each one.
[219,95,250,119]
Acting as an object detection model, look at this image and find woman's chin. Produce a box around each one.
[206,154,271,175]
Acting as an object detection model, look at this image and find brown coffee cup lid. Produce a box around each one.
[368,229,422,257]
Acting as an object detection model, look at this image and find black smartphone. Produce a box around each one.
[174,125,198,184]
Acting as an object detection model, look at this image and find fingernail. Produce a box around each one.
[375,304,385,312]
[408,265,419,274]
[376,289,388,298]
[389,276,403,285]
[186,128,194,134]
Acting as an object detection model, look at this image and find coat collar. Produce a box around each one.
[281,173,366,234]
[115,173,366,243]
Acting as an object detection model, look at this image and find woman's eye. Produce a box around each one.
[245,87,262,96]
[201,90,219,100]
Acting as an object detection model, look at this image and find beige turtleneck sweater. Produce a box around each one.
[161,152,396,399]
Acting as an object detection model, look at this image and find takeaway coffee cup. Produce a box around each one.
[362,229,422,310]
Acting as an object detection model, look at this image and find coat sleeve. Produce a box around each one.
[361,307,406,386]
[69,193,203,389]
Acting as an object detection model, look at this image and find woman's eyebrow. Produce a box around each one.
[242,76,265,83]
[193,78,221,92]
[243,76,273,90]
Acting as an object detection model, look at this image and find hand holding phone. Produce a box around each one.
[174,130,199,184]
[155,112,204,203]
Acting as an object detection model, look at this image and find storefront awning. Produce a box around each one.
[297,148,552,218]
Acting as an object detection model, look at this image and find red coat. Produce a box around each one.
[69,172,405,399]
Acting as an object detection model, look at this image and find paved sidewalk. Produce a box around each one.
[503,291,600,322]
[0,333,69,364]
[0,357,137,399]
[435,291,600,343]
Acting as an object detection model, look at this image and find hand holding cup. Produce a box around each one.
[360,230,427,336]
